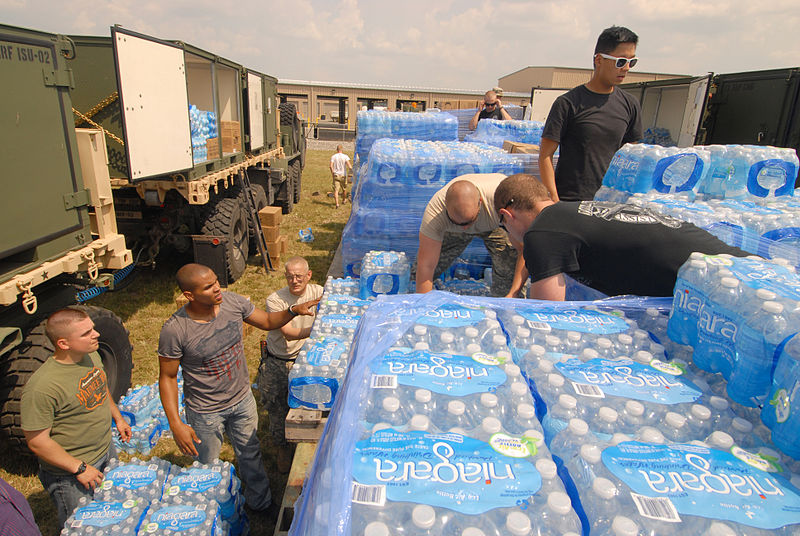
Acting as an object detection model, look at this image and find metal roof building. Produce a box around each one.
[499,66,687,93]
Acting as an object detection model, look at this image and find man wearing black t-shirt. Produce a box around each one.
[540,26,643,201]
[468,90,512,130]
[494,174,747,300]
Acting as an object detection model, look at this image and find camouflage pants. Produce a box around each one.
[434,229,518,296]
[256,351,293,447]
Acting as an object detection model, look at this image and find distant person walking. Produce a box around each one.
[330,145,352,208]
[468,90,512,131]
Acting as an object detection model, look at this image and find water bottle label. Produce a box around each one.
[416,303,486,328]
[368,252,401,267]
[555,358,702,405]
[318,314,361,330]
[352,429,542,514]
[727,259,800,300]
[654,153,704,193]
[768,388,792,424]
[371,349,507,396]
[490,433,540,458]
[147,505,207,531]
[322,295,372,308]
[169,468,223,493]
[305,337,348,367]
[73,501,133,527]
[515,306,628,334]
[103,464,158,490]
[730,446,783,473]
[602,441,800,529]
[747,159,795,197]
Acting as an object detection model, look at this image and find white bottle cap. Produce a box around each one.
[409,415,430,431]
[732,417,753,433]
[537,359,554,373]
[465,327,479,338]
[581,348,600,360]
[592,477,617,500]
[689,251,704,260]
[665,412,687,429]
[448,400,466,416]
[412,504,435,529]
[617,334,633,345]
[756,288,777,301]
[461,528,487,536]
[415,389,432,404]
[705,522,738,536]
[440,332,455,344]
[689,259,707,269]
[487,319,501,330]
[706,431,734,450]
[568,418,589,436]
[535,458,557,479]
[518,404,536,420]
[596,337,612,349]
[528,344,546,357]
[625,400,645,416]
[382,397,400,412]
[611,515,639,536]
[414,342,430,351]
[481,392,498,408]
[611,433,632,445]
[482,417,502,435]
[523,429,545,445]
[505,511,531,536]
[511,314,525,325]
[465,343,482,355]
[763,301,784,314]
[720,277,739,288]
[633,350,653,364]
[511,381,528,396]
[516,327,531,339]
[639,427,666,444]
[547,374,565,388]
[364,521,390,536]
[598,406,619,423]
[691,404,711,421]
[547,491,572,515]
[413,325,427,336]
[492,334,506,347]
[504,363,522,377]
[559,394,577,410]
[580,444,602,464]
[709,395,729,411]
[567,331,581,342]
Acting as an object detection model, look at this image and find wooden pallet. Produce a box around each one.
[285,408,329,442]
[274,442,318,536]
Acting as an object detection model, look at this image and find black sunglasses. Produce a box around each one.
[498,198,514,231]
[484,101,498,107]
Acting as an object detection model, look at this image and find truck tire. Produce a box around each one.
[278,171,294,215]
[279,103,302,157]
[243,184,267,250]
[291,159,302,204]
[201,197,250,282]
[0,307,132,456]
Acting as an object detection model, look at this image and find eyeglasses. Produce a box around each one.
[597,53,638,69]
[285,273,307,281]
[498,198,514,231]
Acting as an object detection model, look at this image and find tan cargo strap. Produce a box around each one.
[81,251,100,280]
[16,281,37,315]
[72,107,125,147]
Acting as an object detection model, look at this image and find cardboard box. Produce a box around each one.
[258,206,282,226]
[261,225,281,242]
[269,255,281,269]
[279,235,288,253]
[503,140,540,154]
[265,236,281,256]
[220,121,242,153]
[206,138,220,160]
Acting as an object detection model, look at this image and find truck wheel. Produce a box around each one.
[291,159,302,204]
[277,168,294,215]
[0,307,132,456]
[244,184,267,250]
[201,197,250,282]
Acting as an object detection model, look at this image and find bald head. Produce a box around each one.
[485,90,498,100]
[176,263,215,292]
[445,180,481,225]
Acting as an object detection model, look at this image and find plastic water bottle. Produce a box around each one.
[550,418,594,460]
[668,259,708,346]
[582,477,622,534]
[537,491,582,534]
[542,394,578,443]
[763,334,800,458]
[694,276,741,376]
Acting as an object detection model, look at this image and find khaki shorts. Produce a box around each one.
[332,174,346,195]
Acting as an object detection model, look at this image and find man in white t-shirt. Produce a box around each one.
[257,256,323,469]
[329,145,353,208]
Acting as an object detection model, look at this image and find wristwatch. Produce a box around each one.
[73,461,87,476]
[287,304,298,317]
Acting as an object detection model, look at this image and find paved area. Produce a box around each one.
[307,139,355,152]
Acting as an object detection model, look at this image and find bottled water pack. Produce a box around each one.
[464,118,545,148]
[603,144,711,196]
[355,110,458,162]
[443,104,525,141]
[61,497,149,536]
[359,251,411,298]
[189,105,217,165]
[95,457,173,504]
[668,254,800,408]
[763,334,800,459]
[140,499,224,535]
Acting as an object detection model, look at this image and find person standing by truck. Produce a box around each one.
[330,145,353,208]
[539,26,643,201]
[468,90,513,131]
[21,307,132,527]
[157,263,318,515]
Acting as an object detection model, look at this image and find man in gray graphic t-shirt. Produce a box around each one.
[158,263,318,516]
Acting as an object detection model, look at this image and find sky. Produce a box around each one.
[3,0,799,91]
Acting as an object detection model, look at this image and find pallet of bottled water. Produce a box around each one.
[464,118,545,148]
[442,104,525,141]
[287,276,375,410]
[190,105,217,165]
[289,293,586,536]
[354,110,458,162]
[601,143,798,200]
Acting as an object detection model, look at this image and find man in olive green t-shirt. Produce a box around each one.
[21,307,131,526]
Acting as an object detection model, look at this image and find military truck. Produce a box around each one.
[0,24,134,453]
[67,26,306,282]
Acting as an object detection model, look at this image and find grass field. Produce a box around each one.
[0,149,352,536]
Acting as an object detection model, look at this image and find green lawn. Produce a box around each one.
[0,149,351,536]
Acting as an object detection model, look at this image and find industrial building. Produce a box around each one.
[498,66,687,93]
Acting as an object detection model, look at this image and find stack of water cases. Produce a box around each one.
[189,105,217,164]
[358,251,411,299]
[442,105,525,141]
[288,276,374,410]
[354,110,458,167]
[501,300,800,535]
[464,119,545,148]
[343,139,536,275]
[161,460,247,536]
[626,193,800,266]
[290,293,587,536]
[597,143,799,202]
[114,372,186,455]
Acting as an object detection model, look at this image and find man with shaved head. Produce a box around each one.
[468,90,513,131]
[158,263,318,517]
[416,173,523,297]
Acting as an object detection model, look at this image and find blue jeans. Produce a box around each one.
[38,445,114,527]
[185,391,272,510]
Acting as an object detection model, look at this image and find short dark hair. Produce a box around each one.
[494,174,551,213]
[594,26,638,55]
[176,263,214,292]
[45,307,90,345]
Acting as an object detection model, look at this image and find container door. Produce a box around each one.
[111,27,192,181]
[247,72,265,151]
[677,75,711,146]
[638,75,710,147]
[0,27,85,259]
[530,89,567,122]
